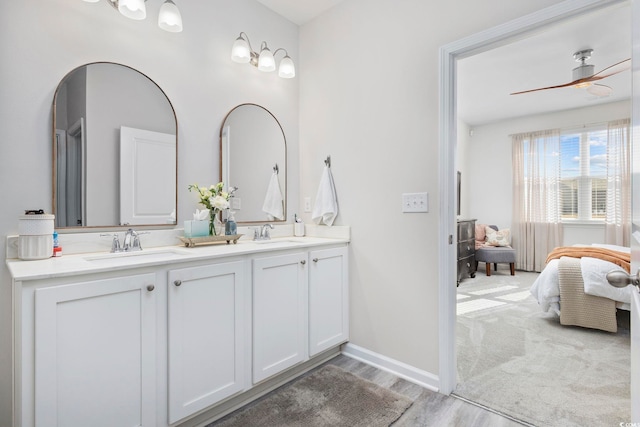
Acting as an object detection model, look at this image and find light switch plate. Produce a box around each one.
[304,197,312,212]
[402,192,428,213]
[230,198,241,210]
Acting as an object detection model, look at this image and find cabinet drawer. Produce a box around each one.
[458,221,475,241]
[458,241,475,258]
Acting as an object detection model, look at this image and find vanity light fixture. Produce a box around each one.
[82,0,183,33]
[231,32,295,78]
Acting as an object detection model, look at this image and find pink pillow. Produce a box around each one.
[475,223,486,242]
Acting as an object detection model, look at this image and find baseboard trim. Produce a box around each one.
[341,343,440,392]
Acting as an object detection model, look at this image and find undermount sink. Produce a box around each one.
[84,248,190,264]
[252,238,305,245]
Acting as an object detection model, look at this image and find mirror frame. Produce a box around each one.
[219,103,287,224]
[52,61,179,230]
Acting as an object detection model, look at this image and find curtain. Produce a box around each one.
[512,129,563,272]
[604,118,631,246]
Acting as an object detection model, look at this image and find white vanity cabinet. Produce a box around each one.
[30,273,157,427]
[167,261,247,423]
[252,252,309,383]
[8,234,349,427]
[308,246,349,356]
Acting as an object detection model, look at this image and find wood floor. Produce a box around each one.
[319,354,526,427]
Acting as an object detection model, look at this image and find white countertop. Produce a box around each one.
[6,225,350,281]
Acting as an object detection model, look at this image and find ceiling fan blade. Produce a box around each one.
[589,58,631,80]
[510,81,577,95]
[586,83,612,97]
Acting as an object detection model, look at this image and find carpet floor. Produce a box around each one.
[455,268,630,426]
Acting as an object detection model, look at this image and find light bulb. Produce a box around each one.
[258,47,275,72]
[118,0,146,20]
[158,0,183,32]
[278,55,295,78]
[231,36,251,63]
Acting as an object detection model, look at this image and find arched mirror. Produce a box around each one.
[220,104,287,223]
[53,62,177,228]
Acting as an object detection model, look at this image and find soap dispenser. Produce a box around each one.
[225,211,237,235]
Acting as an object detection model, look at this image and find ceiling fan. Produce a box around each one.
[511,49,630,97]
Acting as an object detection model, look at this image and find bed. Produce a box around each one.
[530,244,633,332]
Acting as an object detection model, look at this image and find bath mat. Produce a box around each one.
[212,364,414,426]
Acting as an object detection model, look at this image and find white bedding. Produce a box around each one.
[530,244,633,315]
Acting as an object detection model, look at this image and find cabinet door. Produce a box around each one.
[252,252,308,383]
[309,246,349,356]
[34,274,156,427]
[167,261,246,424]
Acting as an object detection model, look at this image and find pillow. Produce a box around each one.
[475,223,487,250]
[485,226,511,247]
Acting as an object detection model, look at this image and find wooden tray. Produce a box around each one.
[179,234,243,248]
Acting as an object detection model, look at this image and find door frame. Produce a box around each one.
[437,0,630,394]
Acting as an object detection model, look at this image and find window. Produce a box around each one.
[559,127,607,221]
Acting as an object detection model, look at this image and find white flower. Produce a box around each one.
[211,195,230,210]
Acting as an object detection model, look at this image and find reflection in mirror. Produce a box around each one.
[53,62,177,228]
[220,104,287,223]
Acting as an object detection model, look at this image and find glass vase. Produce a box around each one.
[209,210,222,236]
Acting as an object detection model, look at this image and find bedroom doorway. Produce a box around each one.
[438,0,636,424]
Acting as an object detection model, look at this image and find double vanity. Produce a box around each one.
[7,226,350,427]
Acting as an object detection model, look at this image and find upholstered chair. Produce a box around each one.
[475,225,516,276]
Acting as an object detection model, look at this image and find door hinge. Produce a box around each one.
[449,235,453,244]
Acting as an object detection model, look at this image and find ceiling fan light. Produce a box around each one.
[158,0,183,32]
[258,47,275,72]
[573,81,593,89]
[118,0,146,20]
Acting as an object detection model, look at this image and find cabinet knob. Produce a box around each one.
[146,284,155,292]
[313,258,319,263]
[300,260,306,265]
[174,280,182,287]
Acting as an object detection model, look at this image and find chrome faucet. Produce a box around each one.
[122,228,143,252]
[254,224,274,241]
[101,228,147,252]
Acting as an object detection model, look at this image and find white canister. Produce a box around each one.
[18,214,55,260]
[294,222,305,237]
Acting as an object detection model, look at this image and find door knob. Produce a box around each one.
[174,280,182,287]
[300,260,306,265]
[313,258,319,263]
[146,284,155,292]
[606,269,640,288]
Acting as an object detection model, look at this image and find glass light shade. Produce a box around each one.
[278,56,295,78]
[231,37,251,64]
[573,81,593,89]
[83,0,100,3]
[258,48,275,72]
[158,0,183,32]
[118,0,146,20]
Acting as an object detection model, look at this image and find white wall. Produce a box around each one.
[0,1,298,424]
[298,0,562,374]
[466,100,630,243]
[457,120,472,219]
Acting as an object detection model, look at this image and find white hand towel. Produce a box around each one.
[262,172,284,220]
[312,165,339,226]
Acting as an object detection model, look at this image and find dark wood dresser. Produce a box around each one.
[457,219,476,285]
